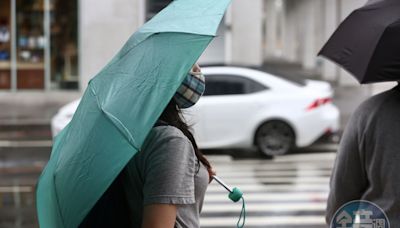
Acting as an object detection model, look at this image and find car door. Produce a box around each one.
[194,74,268,148]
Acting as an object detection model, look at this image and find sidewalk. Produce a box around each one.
[0,91,81,125]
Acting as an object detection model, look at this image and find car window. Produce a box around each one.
[203,74,268,96]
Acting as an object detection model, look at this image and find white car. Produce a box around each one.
[51,66,339,156]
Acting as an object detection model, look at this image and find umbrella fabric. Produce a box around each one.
[318,0,400,84]
[36,0,231,227]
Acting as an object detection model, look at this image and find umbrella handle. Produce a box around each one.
[211,175,246,227]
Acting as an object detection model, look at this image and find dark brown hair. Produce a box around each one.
[159,99,215,183]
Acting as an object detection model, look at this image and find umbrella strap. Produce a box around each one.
[237,196,246,228]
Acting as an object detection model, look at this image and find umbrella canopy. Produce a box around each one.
[318,0,400,84]
[36,0,231,227]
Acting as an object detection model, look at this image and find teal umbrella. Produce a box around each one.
[36,0,232,227]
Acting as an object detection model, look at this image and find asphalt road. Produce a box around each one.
[0,123,336,228]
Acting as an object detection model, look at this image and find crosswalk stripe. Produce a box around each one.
[202,202,326,212]
[205,176,330,184]
[212,170,332,177]
[206,184,329,192]
[200,216,326,226]
[0,186,33,193]
[209,155,336,164]
[0,140,53,147]
[204,192,328,201]
[200,153,334,227]
[213,164,333,171]
[272,152,336,162]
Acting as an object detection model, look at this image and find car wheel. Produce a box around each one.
[255,120,295,157]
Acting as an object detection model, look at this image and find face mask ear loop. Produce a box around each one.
[237,196,246,228]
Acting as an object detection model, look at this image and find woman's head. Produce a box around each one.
[173,64,205,109]
[159,64,215,182]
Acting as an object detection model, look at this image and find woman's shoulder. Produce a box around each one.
[141,125,193,153]
[151,125,190,141]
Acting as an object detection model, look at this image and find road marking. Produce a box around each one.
[204,192,328,201]
[218,153,336,164]
[206,176,329,184]
[200,216,325,226]
[0,140,52,147]
[213,163,334,171]
[206,184,329,192]
[203,152,333,227]
[202,202,326,212]
[0,186,32,193]
[212,170,332,177]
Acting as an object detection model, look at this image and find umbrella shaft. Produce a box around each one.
[212,175,232,193]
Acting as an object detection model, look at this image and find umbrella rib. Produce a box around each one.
[120,31,215,59]
[88,83,139,150]
[102,108,139,150]
[53,175,67,228]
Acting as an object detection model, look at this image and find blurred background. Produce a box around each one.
[0,0,397,227]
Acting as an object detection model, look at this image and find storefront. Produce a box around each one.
[0,0,78,91]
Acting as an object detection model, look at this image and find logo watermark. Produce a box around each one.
[331,200,390,228]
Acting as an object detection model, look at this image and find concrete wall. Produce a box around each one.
[203,0,264,66]
[336,0,366,86]
[79,0,265,90]
[79,0,144,91]
[263,0,372,86]
[198,21,226,64]
[321,0,339,82]
[230,0,264,66]
[79,0,375,90]
[264,0,279,59]
[320,0,369,85]
[264,0,322,68]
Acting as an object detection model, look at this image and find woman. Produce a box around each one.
[80,64,215,228]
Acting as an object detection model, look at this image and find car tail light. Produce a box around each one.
[307,98,332,111]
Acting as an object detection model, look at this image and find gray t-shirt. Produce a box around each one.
[122,124,209,228]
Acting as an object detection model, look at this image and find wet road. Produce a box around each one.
[0,123,336,228]
[201,153,334,228]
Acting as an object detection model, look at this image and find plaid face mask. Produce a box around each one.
[173,71,205,109]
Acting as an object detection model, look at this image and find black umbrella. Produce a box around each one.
[319,0,400,84]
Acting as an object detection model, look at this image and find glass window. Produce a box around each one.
[0,0,78,91]
[204,74,268,96]
[0,1,11,89]
[50,0,79,90]
[16,0,46,89]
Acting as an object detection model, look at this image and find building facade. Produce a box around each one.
[263,0,369,86]
[79,0,264,91]
[0,0,370,95]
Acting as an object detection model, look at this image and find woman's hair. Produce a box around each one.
[159,99,215,183]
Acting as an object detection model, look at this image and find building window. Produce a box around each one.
[50,0,79,89]
[0,0,78,91]
[0,0,12,89]
[146,0,172,21]
[15,0,46,89]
